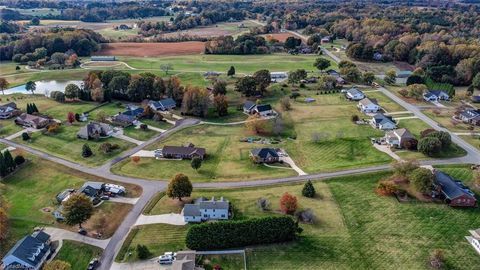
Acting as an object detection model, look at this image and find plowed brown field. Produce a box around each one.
[96,42,205,56]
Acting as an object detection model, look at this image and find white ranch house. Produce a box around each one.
[182,197,229,223]
[345,88,365,101]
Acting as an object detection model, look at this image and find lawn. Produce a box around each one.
[54,240,102,270]
[459,134,480,151]
[365,90,406,113]
[123,126,159,141]
[13,124,135,166]
[0,154,141,257]
[141,119,174,130]
[423,108,479,133]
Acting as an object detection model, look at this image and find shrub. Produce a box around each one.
[256,197,270,211]
[401,138,418,150]
[289,92,300,100]
[398,88,408,97]
[392,159,419,177]
[409,168,434,193]
[140,124,148,130]
[14,155,25,165]
[351,115,360,122]
[82,144,93,158]
[418,137,442,156]
[295,209,316,224]
[302,180,316,198]
[21,132,30,141]
[375,180,398,196]
[429,249,444,269]
[131,156,140,164]
[99,142,114,154]
[280,97,291,111]
[280,192,298,215]
[47,123,60,134]
[185,216,299,250]
[137,244,151,259]
[420,128,436,138]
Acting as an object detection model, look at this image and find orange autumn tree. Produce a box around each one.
[280,192,297,215]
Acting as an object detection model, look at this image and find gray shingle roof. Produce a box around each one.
[435,171,476,200]
[243,101,256,111]
[255,104,272,112]
[2,232,51,269]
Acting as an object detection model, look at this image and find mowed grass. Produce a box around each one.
[54,240,102,270]
[121,53,335,74]
[123,126,159,141]
[423,108,479,133]
[13,124,135,166]
[119,181,348,266]
[0,154,141,257]
[283,93,392,172]
[365,90,406,112]
[111,125,297,182]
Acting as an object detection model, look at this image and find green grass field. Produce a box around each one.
[54,240,102,270]
[121,168,480,269]
[123,126,159,141]
[11,7,61,17]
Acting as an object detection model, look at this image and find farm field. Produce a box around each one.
[121,53,332,74]
[119,169,480,269]
[54,240,103,270]
[160,20,257,39]
[96,42,206,57]
[262,33,297,42]
[0,154,141,257]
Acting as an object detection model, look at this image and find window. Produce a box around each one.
[213,209,215,212]
[221,214,225,218]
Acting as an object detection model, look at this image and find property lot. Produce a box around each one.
[160,20,257,39]
[119,169,480,269]
[0,154,141,257]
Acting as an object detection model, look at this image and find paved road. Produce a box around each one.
[378,86,480,164]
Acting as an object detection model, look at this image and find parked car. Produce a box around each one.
[100,195,110,200]
[78,228,87,235]
[164,251,177,258]
[158,255,174,264]
[87,258,99,270]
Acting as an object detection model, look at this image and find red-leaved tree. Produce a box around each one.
[67,112,75,124]
[280,192,297,215]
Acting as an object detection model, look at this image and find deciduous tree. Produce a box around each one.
[167,173,192,201]
[409,167,434,193]
[0,78,9,95]
[63,193,94,228]
[314,58,331,72]
[191,157,202,171]
[280,192,297,215]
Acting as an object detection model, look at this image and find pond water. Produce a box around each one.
[3,80,84,96]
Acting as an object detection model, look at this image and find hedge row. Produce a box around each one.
[185,216,298,250]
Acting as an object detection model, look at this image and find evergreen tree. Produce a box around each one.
[82,144,93,158]
[302,180,316,198]
[227,66,235,77]
[0,152,6,177]
[32,103,39,113]
[3,150,15,173]
[26,103,32,114]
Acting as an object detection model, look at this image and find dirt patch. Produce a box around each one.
[96,42,205,57]
[261,33,296,42]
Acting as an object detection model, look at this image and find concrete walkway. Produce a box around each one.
[385,111,412,115]
[393,116,419,121]
[137,122,165,133]
[280,156,307,175]
[454,132,480,136]
[134,213,187,226]
[4,127,42,140]
[431,101,447,108]
[43,227,110,249]
[372,143,402,161]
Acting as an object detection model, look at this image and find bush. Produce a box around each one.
[140,124,148,130]
[420,128,436,138]
[14,155,25,165]
[392,159,420,176]
[302,180,316,198]
[375,180,398,196]
[21,132,30,141]
[409,167,434,193]
[136,244,151,259]
[429,249,444,269]
[256,197,270,211]
[295,209,316,224]
[418,137,442,156]
[185,216,299,250]
[82,144,93,158]
[351,115,360,122]
[50,91,65,103]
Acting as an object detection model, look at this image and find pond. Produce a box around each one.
[3,80,84,96]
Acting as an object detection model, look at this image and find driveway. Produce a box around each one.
[111,260,168,270]
[134,213,186,226]
[372,143,402,161]
[109,196,139,205]
[280,156,307,175]
[112,130,145,145]
[131,150,156,158]
[43,227,110,249]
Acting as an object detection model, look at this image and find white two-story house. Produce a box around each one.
[182,197,230,223]
[466,228,480,255]
[358,98,381,113]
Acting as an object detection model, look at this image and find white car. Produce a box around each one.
[164,252,177,257]
[158,255,174,265]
